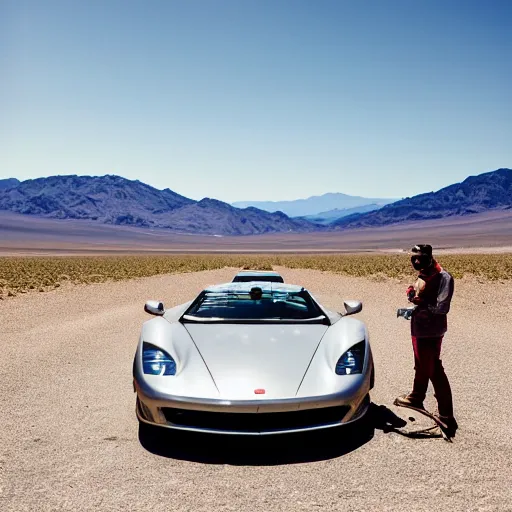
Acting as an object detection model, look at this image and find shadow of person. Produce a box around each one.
[368,403,443,439]
[368,403,408,432]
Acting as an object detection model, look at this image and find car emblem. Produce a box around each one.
[254,389,265,394]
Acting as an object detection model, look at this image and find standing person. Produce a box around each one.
[395,244,458,437]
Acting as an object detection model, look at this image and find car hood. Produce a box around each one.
[184,323,328,399]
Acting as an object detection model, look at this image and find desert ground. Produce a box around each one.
[1,209,511,254]
[1,266,511,511]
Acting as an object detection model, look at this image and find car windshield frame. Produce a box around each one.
[181,286,329,325]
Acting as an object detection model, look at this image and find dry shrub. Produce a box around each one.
[0,253,510,298]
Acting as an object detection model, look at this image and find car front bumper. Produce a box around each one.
[134,376,371,435]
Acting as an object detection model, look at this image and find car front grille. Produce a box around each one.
[161,405,351,433]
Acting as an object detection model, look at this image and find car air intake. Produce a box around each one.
[161,405,351,433]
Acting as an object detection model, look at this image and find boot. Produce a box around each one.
[435,414,458,437]
[394,394,426,410]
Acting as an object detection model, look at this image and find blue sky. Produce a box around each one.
[1,0,511,202]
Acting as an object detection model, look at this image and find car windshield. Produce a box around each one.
[233,275,284,283]
[182,288,326,323]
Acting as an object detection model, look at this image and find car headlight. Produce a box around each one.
[335,340,366,375]
[142,342,176,376]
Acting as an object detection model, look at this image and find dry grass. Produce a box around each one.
[1,253,511,298]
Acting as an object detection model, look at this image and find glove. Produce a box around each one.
[406,286,415,302]
[411,295,424,306]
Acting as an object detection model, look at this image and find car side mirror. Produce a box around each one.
[144,300,165,316]
[343,300,362,316]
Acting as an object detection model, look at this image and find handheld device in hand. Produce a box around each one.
[397,306,416,320]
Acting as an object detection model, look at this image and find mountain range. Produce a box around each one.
[232,193,396,217]
[0,175,321,235]
[301,203,385,224]
[332,168,512,229]
[0,168,510,235]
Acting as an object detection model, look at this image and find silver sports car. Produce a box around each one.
[133,282,374,435]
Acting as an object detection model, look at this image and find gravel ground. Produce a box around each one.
[1,267,511,511]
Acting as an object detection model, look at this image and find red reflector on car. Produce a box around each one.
[254,389,265,394]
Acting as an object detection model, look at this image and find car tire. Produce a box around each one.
[370,366,375,390]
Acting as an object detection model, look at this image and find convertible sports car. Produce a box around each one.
[133,282,374,435]
[232,270,284,283]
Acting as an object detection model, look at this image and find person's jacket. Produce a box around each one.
[411,261,454,338]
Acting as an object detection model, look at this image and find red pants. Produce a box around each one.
[409,336,454,418]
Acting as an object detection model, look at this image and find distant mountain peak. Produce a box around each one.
[197,197,229,207]
[0,178,20,190]
[232,192,397,217]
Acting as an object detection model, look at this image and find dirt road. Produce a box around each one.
[1,268,511,511]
